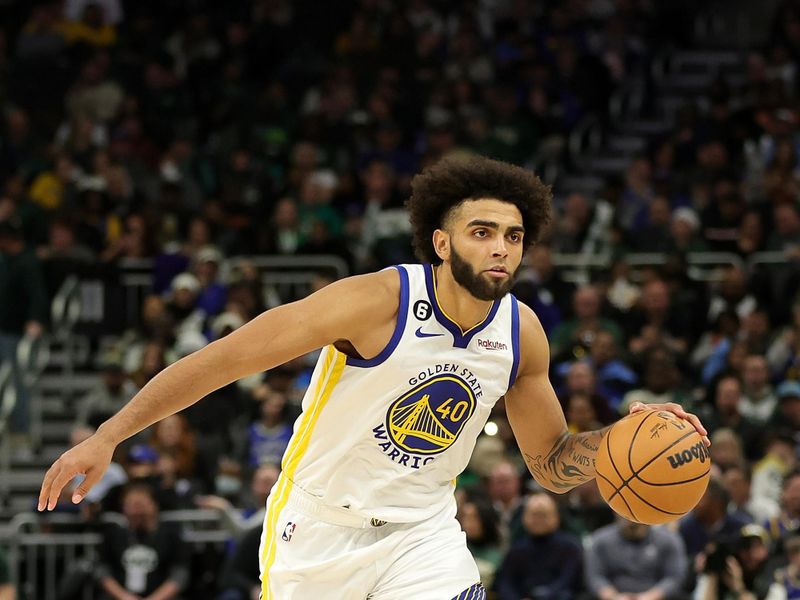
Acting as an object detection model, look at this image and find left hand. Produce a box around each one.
[629,402,710,446]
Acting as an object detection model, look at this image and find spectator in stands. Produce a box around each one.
[763,469,800,546]
[626,278,690,356]
[457,497,504,591]
[585,516,688,600]
[195,462,278,540]
[632,195,674,252]
[0,215,47,457]
[618,345,689,414]
[697,374,762,461]
[767,303,800,380]
[551,192,595,254]
[550,285,624,359]
[358,160,413,269]
[14,4,67,64]
[61,1,117,48]
[149,414,196,481]
[709,429,748,474]
[735,210,767,258]
[564,392,604,434]
[559,480,615,539]
[110,443,189,512]
[692,310,740,376]
[129,341,168,390]
[723,463,780,524]
[555,361,616,425]
[521,244,576,319]
[0,546,13,600]
[767,533,800,600]
[216,525,262,600]
[605,258,640,313]
[740,354,778,424]
[259,197,301,256]
[708,267,758,322]
[96,483,189,600]
[191,245,227,317]
[670,207,708,253]
[694,524,775,600]
[586,330,638,410]
[486,461,525,545]
[701,178,744,254]
[752,433,798,510]
[769,381,800,432]
[241,385,292,468]
[100,211,157,263]
[493,493,583,600]
[75,353,137,428]
[680,478,751,559]
[767,202,800,254]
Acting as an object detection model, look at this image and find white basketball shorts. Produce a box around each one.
[258,479,485,599]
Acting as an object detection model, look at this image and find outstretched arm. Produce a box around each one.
[39,269,401,510]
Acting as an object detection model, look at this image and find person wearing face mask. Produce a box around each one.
[196,463,279,540]
[585,516,688,600]
[95,483,190,600]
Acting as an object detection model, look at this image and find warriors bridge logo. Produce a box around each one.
[373,374,477,469]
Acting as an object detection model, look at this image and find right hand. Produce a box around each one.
[38,433,115,511]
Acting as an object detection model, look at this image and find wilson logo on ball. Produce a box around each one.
[667,442,710,469]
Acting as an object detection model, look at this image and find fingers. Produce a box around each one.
[38,458,81,511]
[38,464,59,511]
[628,402,711,446]
[680,409,710,446]
[72,467,102,504]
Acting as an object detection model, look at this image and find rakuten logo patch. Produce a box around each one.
[477,339,507,351]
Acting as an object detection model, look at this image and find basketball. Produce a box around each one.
[595,409,711,525]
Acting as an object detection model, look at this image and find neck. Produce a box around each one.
[434,264,494,331]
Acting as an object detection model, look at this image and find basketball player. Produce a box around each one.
[38,156,708,599]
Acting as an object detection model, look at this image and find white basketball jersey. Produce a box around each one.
[279,263,521,523]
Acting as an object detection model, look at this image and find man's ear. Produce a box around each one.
[433,229,450,262]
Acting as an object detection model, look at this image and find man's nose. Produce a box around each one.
[492,238,508,256]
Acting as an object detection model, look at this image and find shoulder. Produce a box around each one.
[553,530,583,550]
[305,268,402,334]
[514,299,550,376]
[335,268,402,307]
[590,524,617,544]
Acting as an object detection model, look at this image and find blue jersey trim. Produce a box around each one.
[345,265,409,368]
[452,582,486,599]
[423,263,501,349]
[508,295,521,390]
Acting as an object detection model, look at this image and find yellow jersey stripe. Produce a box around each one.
[260,347,347,599]
[260,346,335,600]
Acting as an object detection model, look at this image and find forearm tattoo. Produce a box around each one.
[524,427,609,491]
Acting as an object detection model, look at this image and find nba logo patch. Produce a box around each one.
[282,522,296,542]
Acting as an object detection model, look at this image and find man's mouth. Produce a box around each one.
[485,266,508,278]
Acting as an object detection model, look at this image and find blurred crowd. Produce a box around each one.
[1,0,800,598]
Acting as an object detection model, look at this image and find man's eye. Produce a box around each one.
[509,233,521,243]
[474,230,487,237]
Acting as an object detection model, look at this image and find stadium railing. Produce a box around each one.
[6,509,231,600]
